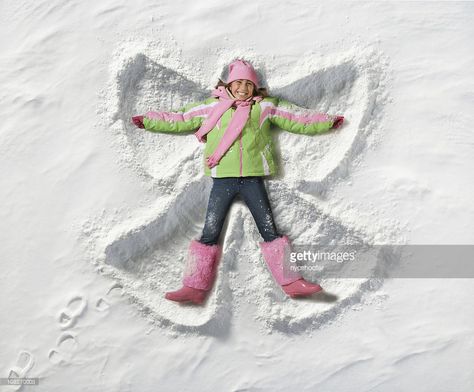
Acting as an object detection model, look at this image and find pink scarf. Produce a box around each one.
[195,86,262,167]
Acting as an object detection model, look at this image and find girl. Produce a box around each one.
[132,59,344,304]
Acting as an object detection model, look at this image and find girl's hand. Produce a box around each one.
[206,155,219,169]
[332,115,344,129]
[132,115,145,129]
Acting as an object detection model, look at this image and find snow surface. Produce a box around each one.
[1,1,473,391]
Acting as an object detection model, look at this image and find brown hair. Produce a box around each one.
[215,79,268,98]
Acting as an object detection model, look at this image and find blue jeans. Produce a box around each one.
[199,176,282,245]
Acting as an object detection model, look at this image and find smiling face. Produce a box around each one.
[229,79,255,100]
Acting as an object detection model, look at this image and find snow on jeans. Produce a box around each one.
[199,176,282,245]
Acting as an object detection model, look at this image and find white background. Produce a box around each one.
[1,1,473,391]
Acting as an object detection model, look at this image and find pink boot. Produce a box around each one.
[259,236,323,298]
[165,286,208,304]
[281,279,322,298]
[165,240,221,304]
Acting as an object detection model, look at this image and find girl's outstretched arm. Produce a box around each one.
[263,98,343,135]
[132,99,218,134]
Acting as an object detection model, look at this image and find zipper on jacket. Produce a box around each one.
[239,133,243,177]
[230,106,243,177]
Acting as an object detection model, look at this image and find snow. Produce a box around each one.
[1,0,473,391]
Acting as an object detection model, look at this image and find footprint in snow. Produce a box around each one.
[5,350,35,391]
[57,294,88,330]
[48,332,78,365]
[95,282,124,312]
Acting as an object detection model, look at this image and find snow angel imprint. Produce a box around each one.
[131,59,345,305]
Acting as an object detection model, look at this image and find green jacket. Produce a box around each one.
[142,96,336,177]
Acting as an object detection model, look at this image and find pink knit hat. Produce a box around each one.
[226,59,259,88]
